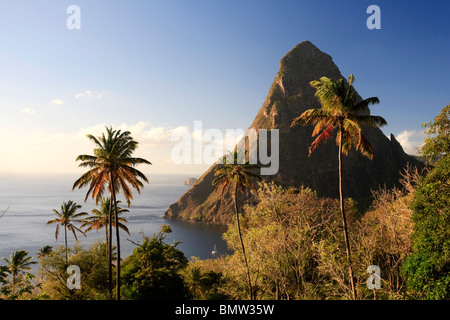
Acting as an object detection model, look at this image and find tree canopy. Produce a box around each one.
[120,225,188,300]
[402,154,450,299]
[420,104,450,162]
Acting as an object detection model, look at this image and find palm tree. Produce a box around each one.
[291,74,387,299]
[0,265,10,286]
[186,266,206,299]
[212,150,261,299]
[36,246,53,259]
[72,126,151,300]
[81,197,130,251]
[1,250,37,292]
[47,200,87,262]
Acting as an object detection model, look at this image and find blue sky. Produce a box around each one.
[1,0,449,174]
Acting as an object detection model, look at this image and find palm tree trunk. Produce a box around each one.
[110,177,121,301]
[234,184,253,300]
[338,127,356,300]
[107,202,113,298]
[64,225,68,263]
[12,271,18,295]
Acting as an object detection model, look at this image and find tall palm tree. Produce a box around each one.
[81,197,130,250]
[47,200,87,262]
[72,126,151,300]
[212,150,261,299]
[1,250,37,292]
[291,74,387,299]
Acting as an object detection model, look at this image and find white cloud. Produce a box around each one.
[0,121,250,174]
[52,99,64,105]
[20,108,35,115]
[75,90,107,100]
[105,122,191,148]
[0,122,193,174]
[396,130,427,155]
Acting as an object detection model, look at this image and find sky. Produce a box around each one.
[0,0,449,176]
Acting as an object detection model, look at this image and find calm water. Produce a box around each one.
[0,173,230,264]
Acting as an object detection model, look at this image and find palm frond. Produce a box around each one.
[342,118,362,143]
[349,114,387,128]
[351,97,380,112]
[120,165,149,185]
[212,174,228,185]
[120,157,152,167]
[118,223,130,235]
[71,211,89,220]
[117,174,134,206]
[86,134,103,149]
[310,77,345,110]
[357,134,374,159]
[312,118,335,136]
[55,224,60,240]
[338,129,355,155]
[309,125,335,155]
[291,108,333,127]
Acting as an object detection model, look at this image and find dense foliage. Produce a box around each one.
[120,225,189,300]
[402,155,450,299]
[38,242,109,300]
[420,105,450,162]
[0,250,40,300]
[199,175,418,300]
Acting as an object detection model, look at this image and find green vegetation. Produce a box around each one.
[1,250,38,299]
[401,154,450,299]
[184,165,422,300]
[419,104,450,162]
[46,200,87,262]
[38,242,109,300]
[121,225,188,300]
[182,262,227,300]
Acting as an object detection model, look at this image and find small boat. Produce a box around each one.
[211,244,218,255]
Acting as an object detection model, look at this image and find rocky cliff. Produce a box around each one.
[164,41,422,224]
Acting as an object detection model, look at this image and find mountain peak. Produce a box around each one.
[251,41,343,130]
[281,41,325,63]
[165,41,423,224]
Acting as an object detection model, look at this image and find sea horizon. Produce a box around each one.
[0,173,230,267]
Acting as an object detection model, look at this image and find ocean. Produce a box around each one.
[0,173,230,266]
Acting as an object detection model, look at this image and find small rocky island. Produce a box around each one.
[184,178,197,186]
